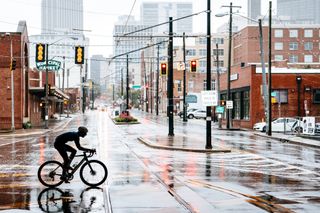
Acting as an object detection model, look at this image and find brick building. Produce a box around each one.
[219,64,320,129]
[233,24,320,68]
[0,21,69,130]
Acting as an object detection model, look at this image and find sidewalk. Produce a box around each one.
[0,114,75,137]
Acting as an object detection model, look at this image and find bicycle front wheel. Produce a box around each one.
[38,160,64,187]
[80,160,108,187]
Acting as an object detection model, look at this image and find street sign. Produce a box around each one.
[271,91,277,97]
[226,100,233,109]
[201,90,218,106]
[36,60,61,71]
[132,85,141,89]
[215,106,225,114]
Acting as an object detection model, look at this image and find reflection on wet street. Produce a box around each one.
[1,110,320,212]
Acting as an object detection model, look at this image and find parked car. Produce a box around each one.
[253,117,301,132]
[315,123,320,134]
[178,108,198,118]
[187,109,206,119]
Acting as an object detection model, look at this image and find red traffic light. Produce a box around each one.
[160,63,167,76]
[190,60,197,72]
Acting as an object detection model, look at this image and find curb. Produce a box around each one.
[253,133,320,149]
[138,137,231,153]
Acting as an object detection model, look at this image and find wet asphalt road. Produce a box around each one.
[0,109,320,212]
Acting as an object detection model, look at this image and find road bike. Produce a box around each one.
[38,151,108,187]
[37,187,104,212]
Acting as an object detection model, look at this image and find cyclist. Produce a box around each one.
[54,126,95,181]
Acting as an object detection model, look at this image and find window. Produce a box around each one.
[313,89,320,103]
[304,42,313,50]
[203,80,207,90]
[211,80,216,90]
[213,38,224,44]
[275,55,283,61]
[213,49,224,56]
[242,91,250,120]
[304,29,313,37]
[177,80,182,92]
[289,30,298,38]
[186,49,196,56]
[289,42,298,50]
[272,90,288,103]
[214,61,224,67]
[304,55,313,63]
[233,92,241,119]
[274,29,283,38]
[198,38,206,45]
[199,49,206,56]
[289,55,298,63]
[275,42,283,50]
[199,60,206,68]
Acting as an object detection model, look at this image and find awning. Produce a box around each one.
[29,86,70,100]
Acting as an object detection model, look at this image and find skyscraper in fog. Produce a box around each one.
[41,0,83,34]
[277,0,320,24]
[140,2,193,34]
[248,0,261,22]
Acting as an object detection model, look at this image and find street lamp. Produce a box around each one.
[6,33,15,131]
[43,36,78,129]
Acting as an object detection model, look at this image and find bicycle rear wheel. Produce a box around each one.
[38,160,64,187]
[80,160,108,187]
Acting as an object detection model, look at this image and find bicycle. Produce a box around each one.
[38,150,108,187]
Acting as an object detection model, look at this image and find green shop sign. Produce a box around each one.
[36,60,61,71]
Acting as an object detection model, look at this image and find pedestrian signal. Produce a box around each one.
[36,43,45,62]
[75,46,84,64]
[220,100,226,106]
[190,60,197,72]
[160,63,167,76]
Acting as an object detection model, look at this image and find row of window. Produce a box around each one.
[275,42,319,51]
[221,90,250,120]
[274,29,317,38]
[272,89,320,104]
[198,38,224,45]
[187,49,224,56]
[274,54,319,63]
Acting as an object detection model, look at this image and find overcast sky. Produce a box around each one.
[0,0,276,57]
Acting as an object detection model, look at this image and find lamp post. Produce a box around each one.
[6,33,15,131]
[296,76,302,117]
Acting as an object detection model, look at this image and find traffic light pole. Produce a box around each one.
[182,32,187,122]
[44,43,49,129]
[168,17,174,136]
[216,43,222,129]
[126,54,129,110]
[156,45,159,116]
[205,0,212,149]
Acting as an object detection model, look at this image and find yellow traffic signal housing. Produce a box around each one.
[160,63,167,76]
[10,58,17,71]
[190,60,197,72]
[75,46,85,64]
[36,43,45,62]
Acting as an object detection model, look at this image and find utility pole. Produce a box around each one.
[267,1,272,136]
[44,43,49,128]
[216,43,222,129]
[66,68,70,118]
[61,56,65,116]
[182,32,187,122]
[126,54,129,110]
[150,57,153,114]
[156,45,160,116]
[9,35,15,131]
[168,17,174,136]
[222,2,241,129]
[205,0,212,149]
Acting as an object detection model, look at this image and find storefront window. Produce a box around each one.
[313,89,320,103]
[233,92,241,119]
[242,91,250,120]
[273,89,288,103]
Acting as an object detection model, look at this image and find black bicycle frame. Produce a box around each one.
[68,152,91,176]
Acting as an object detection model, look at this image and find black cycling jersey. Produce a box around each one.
[54,132,89,151]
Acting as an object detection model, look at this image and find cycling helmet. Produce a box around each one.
[78,126,88,134]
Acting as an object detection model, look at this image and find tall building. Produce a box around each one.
[112,15,152,87]
[140,2,193,34]
[41,0,83,34]
[248,0,261,22]
[90,55,106,85]
[277,0,320,24]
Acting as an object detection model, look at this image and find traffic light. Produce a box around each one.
[75,46,84,64]
[36,43,45,62]
[160,63,167,76]
[10,58,17,71]
[190,60,197,72]
[220,100,226,106]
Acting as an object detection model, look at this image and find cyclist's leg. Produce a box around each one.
[65,145,76,167]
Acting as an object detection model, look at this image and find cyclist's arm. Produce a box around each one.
[74,137,91,152]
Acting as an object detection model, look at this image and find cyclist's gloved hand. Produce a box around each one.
[90,149,96,154]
